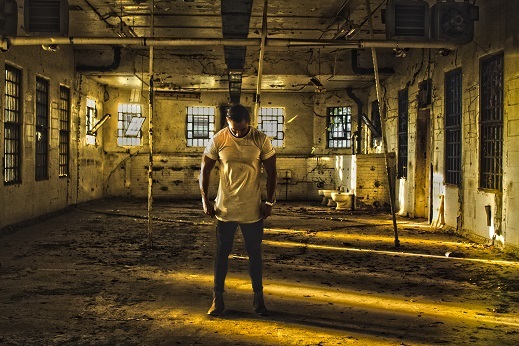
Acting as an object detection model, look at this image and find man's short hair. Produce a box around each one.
[227,104,250,123]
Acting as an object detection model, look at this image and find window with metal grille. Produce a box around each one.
[3,65,22,184]
[59,86,70,176]
[445,68,462,186]
[86,98,97,145]
[258,107,284,147]
[35,77,49,180]
[186,106,215,147]
[397,88,408,179]
[480,53,504,191]
[326,106,352,148]
[117,103,143,146]
[371,100,382,148]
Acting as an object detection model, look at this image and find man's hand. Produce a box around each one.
[262,202,273,219]
[202,199,216,217]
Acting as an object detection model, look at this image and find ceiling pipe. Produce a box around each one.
[0,37,459,50]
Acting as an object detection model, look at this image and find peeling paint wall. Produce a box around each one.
[356,154,392,210]
[0,47,106,229]
[363,0,519,247]
[101,89,351,202]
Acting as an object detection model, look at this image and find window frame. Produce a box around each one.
[3,64,23,185]
[444,68,463,186]
[326,106,352,149]
[117,103,144,147]
[479,53,504,191]
[186,106,215,147]
[35,76,49,181]
[258,107,285,147]
[397,88,408,179]
[86,98,97,145]
[59,86,71,177]
[370,100,382,148]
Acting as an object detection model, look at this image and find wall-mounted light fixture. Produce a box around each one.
[88,113,111,135]
[437,48,451,56]
[392,48,409,58]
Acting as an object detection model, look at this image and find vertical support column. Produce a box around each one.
[253,0,268,127]
[366,0,399,247]
[147,1,155,248]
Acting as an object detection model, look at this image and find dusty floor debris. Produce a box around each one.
[0,199,518,345]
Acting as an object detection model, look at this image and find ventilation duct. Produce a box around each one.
[221,0,252,103]
[0,0,18,36]
[383,0,430,41]
[431,1,479,45]
[24,0,69,36]
[76,47,121,72]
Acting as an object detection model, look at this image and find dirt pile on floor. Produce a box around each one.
[1,199,518,345]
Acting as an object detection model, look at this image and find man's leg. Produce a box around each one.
[240,219,264,292]
[208,220,238,316]
[240,220,269,315]
[214,220,238,292]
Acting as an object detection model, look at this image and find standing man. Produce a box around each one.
[199,104,277,316]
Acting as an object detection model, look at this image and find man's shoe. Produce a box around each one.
[253,291,270,316]
[207,291,224,316]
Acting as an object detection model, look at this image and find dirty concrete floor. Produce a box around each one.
[0,198,518,345]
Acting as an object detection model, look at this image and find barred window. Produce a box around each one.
[397,88,408,179]
[86,98,97,145]
[35,77,49,180]
[445,68,462,186]
[118,104,143,146]
[326,106,352,148]
[258,107,284,147]
[186,106,215,147]
[3,65,22,184]
[59,86,70,177]
[480,53,504,191]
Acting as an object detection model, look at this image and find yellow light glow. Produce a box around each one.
[264,228,489,249]
[147,270,518,328]
[287,115,299,123]
[262,239,519,267]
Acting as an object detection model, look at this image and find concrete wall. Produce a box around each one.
[0,47,106,229]
[101,89,351,202]
[363,0,518,248]
[3,0,516,251]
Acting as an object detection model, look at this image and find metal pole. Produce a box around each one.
[365,0,400,247]
[253,0,268,127]
[147,0,155,248]
[1,36,458,50]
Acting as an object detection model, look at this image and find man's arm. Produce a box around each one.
[262,154,277,219]
[200,154,217,216]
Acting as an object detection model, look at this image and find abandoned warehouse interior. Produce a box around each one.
[1,0,519,344]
